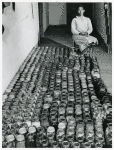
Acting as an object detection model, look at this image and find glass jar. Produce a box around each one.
[51,140,59,148]
[62,141,70,148]
[66,128,75,142]
[95,143,103,148]
[47,126,55,140]
[71,141,80,147]
[83,142,91,148]
[56,129,65,142]
[26,126,36,148]
[5,134,15,148]
[59,107,66,116]
[16,134,25,148]
[41,136,49,148]
[2,136,7,148]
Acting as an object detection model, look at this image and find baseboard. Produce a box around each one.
[48,24,67,27]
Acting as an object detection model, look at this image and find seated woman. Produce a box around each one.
[71,4,98,52]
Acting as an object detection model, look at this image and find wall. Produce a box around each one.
[43,3,49,32]
[93,3,107,45]
[49,3,66,25]
[2,2,39,93]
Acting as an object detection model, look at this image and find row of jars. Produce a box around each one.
[3,47,112,148]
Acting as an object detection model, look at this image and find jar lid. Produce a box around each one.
[19,127,27,134]
[82,89,88,94]
[58,122,66,129]
[91,95,97,100]
[28,126,36,133]
[47,126,55,133]
[81,83,87,88]
[32,122,40,128]
[16,134,25,142]
[25,121,31,127]
[43,103,50,109]
[88,84,94,88]
[67,117,75,123]
[6,134,14,142]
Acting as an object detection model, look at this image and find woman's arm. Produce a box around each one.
[71,18,80,35]
[87,18,93,35]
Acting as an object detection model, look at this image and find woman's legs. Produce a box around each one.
[73,34,98,52]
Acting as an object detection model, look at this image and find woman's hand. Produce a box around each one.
[79,32,88,36]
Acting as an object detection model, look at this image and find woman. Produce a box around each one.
[71,5,98,52]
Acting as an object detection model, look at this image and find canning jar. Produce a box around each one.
[71,141,80,147]
[2,136,7,148]
[51,140,59,148]
[66,128,75,142]
[95,142,103,148]
[61,141,70,148]
[41,136,49,148]
[16,134,25,148]
[18,126,27,139]
[56,128,65,142]
[83,142,91,148]
[5,134,15,148]
[58,107,65,117]
[47,126,55,140]
[26,126,36,148]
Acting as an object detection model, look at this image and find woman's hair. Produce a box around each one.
[77,4,85,10]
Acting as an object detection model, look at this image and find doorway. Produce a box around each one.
[67,3,93,32]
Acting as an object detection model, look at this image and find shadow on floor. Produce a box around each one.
[44,25,108,53]
[39,37,70,48]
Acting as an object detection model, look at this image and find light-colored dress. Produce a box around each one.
[71,16,98,51]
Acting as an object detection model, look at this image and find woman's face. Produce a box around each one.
[78,7,85,16]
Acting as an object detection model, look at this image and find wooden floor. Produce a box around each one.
[40,26,112,94]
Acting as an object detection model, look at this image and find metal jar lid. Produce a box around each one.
[88,83,94,88]
[47,126,55,133]
[6,134,15,142]
[28,126,36,134]
[43,103,50,109]
[16,134,25,142]
[58,122,66,130]
[18,127,27,134]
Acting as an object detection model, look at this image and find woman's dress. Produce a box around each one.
[71,16,98,51]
